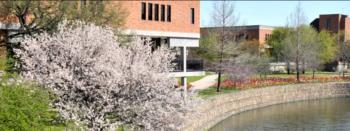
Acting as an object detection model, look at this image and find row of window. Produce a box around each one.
[141,2,171,22]
[141,2,195,24]
[325,18,332,30]
[265,34,272,41]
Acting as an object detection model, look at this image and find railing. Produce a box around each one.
[172,59,203,72]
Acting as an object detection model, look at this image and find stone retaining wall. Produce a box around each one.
[183,82,350,131]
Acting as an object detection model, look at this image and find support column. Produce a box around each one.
[183,46,187,72]
[182,46,187,102]
[181,77,187,101]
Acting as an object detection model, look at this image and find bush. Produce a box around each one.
[0,81,58,130]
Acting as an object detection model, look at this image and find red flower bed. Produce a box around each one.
[221,76,350,90]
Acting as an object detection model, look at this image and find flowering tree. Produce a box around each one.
[224,54,256,87]
[15,21,190,130]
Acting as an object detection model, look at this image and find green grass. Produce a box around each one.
[197,86,239,98]
[177,71,215,84]
[0,58,7,71]
[44,123,80,131]
[188,71,214,83]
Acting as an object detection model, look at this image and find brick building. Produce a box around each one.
[0,1,203,88]
[311,14,350,71]
[0,16,20,59]
[311,14,350,41]
[121,1,203,88]
[201,25,274,47]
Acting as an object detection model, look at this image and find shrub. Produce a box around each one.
[0,81,57,130]
[15,21,191,130]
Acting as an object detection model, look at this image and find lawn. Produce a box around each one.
[177,71,215,84]
[197,86,239,98]
[0,58,7,71]
[188,71,214,83]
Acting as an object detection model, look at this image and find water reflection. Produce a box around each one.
[210,97,350,131]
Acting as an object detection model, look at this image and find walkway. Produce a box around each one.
[190,74,218,91]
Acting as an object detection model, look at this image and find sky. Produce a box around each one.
[200,1,350,27]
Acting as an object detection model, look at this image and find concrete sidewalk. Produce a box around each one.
[190,74,218,91]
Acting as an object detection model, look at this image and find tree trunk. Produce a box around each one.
[216,71,222,92]
[296,59,300,82]
[216,15,226,92]
[287,61,290,74]
[339,61,342,76]
[343,61,346,78]
[233,79,237,88]
[259,73,262,79]
[302,61,305,74]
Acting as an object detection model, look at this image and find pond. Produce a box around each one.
[210,97,350,131]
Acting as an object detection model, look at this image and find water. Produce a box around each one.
[210,97,350,131]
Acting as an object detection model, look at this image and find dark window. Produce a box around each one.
[81,0,87,6]
[325,18,331,29]
[190,8,195,24]
[167,5,171,22]
[161,5,165,21]
[141,2,146,20]
[148,3,153,20]
[154,4,159,21]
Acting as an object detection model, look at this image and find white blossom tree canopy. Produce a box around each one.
[15,21,190,130]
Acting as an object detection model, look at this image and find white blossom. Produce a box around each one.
[15,21,192,130]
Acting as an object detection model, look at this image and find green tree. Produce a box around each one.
[308,30,337,78]
[267,27,292,62]
[195,32,220,61]
[318,30,337,64]
[60,1,126,28]
[283,2,309,82]
[298,26,323,78]
[282,25,320,81]
[337,31,350,77]
[208,1,243,92]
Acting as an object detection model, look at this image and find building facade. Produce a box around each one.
[201,25,274,47]
[311,14,350,41]
[121,1,203,88]
[310,14,350,71]
[0,15,21,59]
[0,1,203,88]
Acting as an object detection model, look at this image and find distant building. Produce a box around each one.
[311,14,350,71]
[201,25,274,46]
[311,14,350,41]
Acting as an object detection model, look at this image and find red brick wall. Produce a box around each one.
[258,28,273,45]
[241,28,273,45]
[345,18,350,41]
[319,14,341,33]
[317,14,350,41]
[120,1,200,33]
[243,29,259,42]
[201,27,273,46]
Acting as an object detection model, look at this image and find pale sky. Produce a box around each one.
[200,1,350,27]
